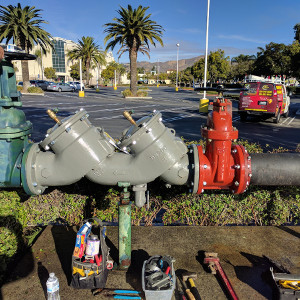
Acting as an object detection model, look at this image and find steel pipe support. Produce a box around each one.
[118,202,132,269]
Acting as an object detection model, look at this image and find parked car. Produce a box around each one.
[239,81,290,123]
[17,81,38,87]
[34,80,49,90]
[47,83,75,92]
[67,81,85,90]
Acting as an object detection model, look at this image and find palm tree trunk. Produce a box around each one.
[129,43,137,96]
[41,53,44,80]
[86,59,90,86]
[21,60,30,91]
[18,41,30,91]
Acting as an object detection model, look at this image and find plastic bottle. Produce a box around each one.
[46,273,60,300]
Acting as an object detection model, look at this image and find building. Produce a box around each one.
[13,37,115,84]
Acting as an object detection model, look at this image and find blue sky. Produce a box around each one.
[2,0,300,63]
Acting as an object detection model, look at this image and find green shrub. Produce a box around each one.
[27,86,43,93]
[17,86,23,91]
[122,88,132,97]
[136,90,148,97]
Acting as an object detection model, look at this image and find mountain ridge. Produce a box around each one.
[123,55,204,73]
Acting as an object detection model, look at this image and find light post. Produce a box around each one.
[176,43,180,91]
[114,69,117,90]
[96,64,100,92]
[79,58,85,97]
[156,59,159,87]
[200,0,210,113]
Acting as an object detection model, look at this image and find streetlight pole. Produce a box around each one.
[176,43,180,91]
[157,59,159,87]
[79,58,84,97]
[200,0,210,112]
[114,69,117,90]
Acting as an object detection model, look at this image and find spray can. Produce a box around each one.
[85,234,100,256]
[73,222,92,258]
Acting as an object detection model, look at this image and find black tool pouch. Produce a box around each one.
[70,218,109,289]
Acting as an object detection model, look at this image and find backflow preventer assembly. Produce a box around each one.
[1,48,300,269]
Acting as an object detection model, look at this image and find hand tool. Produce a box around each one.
[103,296,141,299]
[176,276,187,300]
[182,272,201,300]
[95,254,102,266]
[92,288,141,297]
[178,275,195,300]
[203,252,239,300]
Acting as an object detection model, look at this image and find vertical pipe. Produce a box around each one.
[118,202,131,269]
[203,0,210,99]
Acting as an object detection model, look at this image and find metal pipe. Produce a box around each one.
[118,203,131,269]
[251,153,300,186]
[118,183,132,269]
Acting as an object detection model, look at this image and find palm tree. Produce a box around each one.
[67,36,106,86]
[104,5,164,96]
[0,3,53,91]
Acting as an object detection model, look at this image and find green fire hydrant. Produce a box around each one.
[0,48,33,188]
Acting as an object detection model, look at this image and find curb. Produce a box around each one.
[124,97,153,99]
[21,93,45,96]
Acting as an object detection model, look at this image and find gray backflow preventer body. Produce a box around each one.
[22,109,190,207]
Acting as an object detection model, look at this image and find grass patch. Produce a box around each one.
[27,86,43,93]
[122,88,132,97]
[136,89,148,97]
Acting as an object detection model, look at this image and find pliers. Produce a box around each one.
[92,288,142,299]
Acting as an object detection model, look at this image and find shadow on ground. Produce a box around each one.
[51,226,77,285]
[0,216,34,299]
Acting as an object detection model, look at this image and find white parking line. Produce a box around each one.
[164,113,200,123]
[94,106,194,121]
[281,117,290,125]
[23,103,121,111]
[286,117,295,126]
[91,104,157,115]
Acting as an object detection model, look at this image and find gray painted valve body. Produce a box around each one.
[22,109,190,207]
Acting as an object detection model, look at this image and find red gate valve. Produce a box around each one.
[194,98,252,194]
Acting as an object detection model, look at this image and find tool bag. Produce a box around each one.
[70,218,110,289]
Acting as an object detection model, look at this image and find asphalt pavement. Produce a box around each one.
[20,86,300,151]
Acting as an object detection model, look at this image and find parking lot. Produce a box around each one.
[21,86,300,151]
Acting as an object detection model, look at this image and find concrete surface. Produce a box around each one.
[2,226,300,300]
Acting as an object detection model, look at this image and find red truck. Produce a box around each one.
[239,81,290,123]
